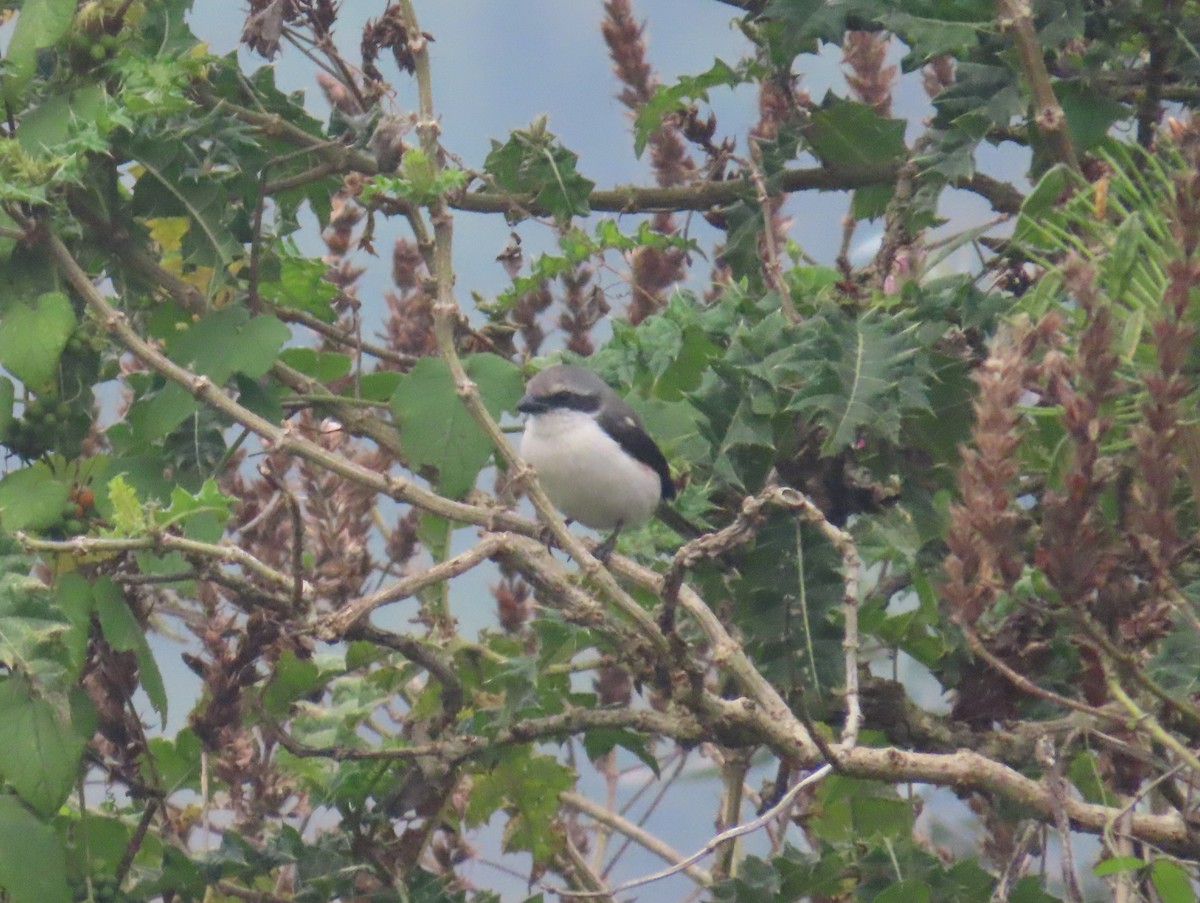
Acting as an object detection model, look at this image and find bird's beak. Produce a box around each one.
[517,394,546,414]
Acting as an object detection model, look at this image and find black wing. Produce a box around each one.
[597,404,676,501]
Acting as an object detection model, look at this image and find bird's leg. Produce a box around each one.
[594,521,624,563]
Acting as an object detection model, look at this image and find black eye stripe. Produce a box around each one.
[545,390,600,412]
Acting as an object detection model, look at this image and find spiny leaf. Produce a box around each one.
[482,119,595,222]
[805,97,907,170]
[789,311,927,454]
[633,59,747,156]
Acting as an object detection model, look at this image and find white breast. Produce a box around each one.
[520,410,662,531]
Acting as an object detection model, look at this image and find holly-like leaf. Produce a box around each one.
[0,292,76,390]
[882,7,992,66]
[1057,81,1131,151]
[465,749,574,863]
[805,97,907,170]
[16,86,108,155]
[0,674,86,815]
[390,354,523,498]
[483,119,595,222]
[259,252,339,323]
[633,59,746,156]
[129,140,244,268]
[0,793,70,903]
[581,728,659,776]
[156,479,232,533]
[789,311,927,454]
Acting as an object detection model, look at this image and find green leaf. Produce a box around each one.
[93,578,167,725]
[0,793,70,903]
[1007,876,1063,903]
[390,354,523,498]
[156,479,232,535]
[0,674,85,815]
[0,465,71,532]
[0,565,70,675]
[1150,859,1196,903]
[2,0,76,108]
[633,59,746,156]
[129,140,244,268]
[805,98,907,170]
[1057,81,1131,151]
[466,750,574,863]
[881,10,991,64]
[789,312,926,454]
[53,573,92,676]
[279,349,352,382]
[483,119,595,222]
[0,292,76,390]
[363,149,469,206]
[873,881,930,903]
[581,728,659,777]
[1094,856,1145,877]
[16,86,107,155]
[166,308,290,382]
[356,371,403,402]
[263,650,324,718]
[260,254,338,323]
[127,383,198,445]
[1013,164,1072,247]
[104,474,149,534]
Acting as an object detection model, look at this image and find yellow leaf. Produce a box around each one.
[146,217,190,254]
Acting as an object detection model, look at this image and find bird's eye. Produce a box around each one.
[547,391,575,406]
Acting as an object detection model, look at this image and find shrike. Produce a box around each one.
[518,364,675,558]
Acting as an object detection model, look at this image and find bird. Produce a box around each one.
[517,364,675,560]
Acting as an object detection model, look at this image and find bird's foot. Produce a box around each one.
[593,523,623,563]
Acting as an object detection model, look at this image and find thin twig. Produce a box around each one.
[544,765,834,898]
[1035,735,1084,903]
[961,623,1114,719]
[256,460,306,609]
[561,792,713,887]
[320,532,511,635]
[742,141,797,321]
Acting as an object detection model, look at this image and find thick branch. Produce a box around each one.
[995,0,1079,171]
[268,706,703,765]
[190,89,1022,216]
